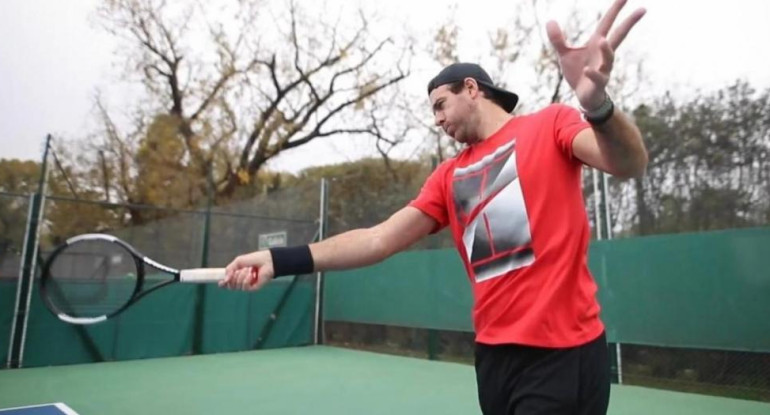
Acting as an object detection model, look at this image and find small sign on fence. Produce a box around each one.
[258,231,287,250]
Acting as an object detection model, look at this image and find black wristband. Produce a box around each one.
[269,245,314,277]
[582,95,615,126]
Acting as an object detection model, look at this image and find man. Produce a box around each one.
[220,0,647,413]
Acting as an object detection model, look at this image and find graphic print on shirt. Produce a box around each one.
[452,140,534,282]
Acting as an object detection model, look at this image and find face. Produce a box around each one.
[429,79,480,144]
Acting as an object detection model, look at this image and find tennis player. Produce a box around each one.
[221,0,647,413]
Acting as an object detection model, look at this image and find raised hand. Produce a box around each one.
[546,0,646,110]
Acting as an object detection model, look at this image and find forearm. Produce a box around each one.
[591,109,648,178]
[268,207,433,277]
[308,227,389,272]
[225,209,432,288]
[228,227,389,282]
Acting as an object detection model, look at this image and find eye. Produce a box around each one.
[433,99,445,114]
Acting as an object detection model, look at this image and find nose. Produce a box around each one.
[434,112,445,128]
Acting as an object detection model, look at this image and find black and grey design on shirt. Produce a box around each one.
[452,140,534,282]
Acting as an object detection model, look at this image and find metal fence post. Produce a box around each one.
[600,171,623,384]
[427,156,439,360]
[7,135,51,368]
[192,167,214,355]
[313,178,329,345]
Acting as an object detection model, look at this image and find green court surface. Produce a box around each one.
[0,346,767,415]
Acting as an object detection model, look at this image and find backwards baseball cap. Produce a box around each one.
[427,63,519,113]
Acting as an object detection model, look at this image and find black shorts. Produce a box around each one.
[474,332,610,415]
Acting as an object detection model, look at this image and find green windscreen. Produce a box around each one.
[0,277,314,367]
[324,227,770,352]
[324,249,472,332]
[591,227,770,351]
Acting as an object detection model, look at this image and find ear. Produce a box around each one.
[464,77,480,98]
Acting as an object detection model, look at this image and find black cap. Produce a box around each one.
[427,63,519,113]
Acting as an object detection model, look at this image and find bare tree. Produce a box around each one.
[85,0,412,213]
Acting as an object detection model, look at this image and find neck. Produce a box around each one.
[473,104,513,143]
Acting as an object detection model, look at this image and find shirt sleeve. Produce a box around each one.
[408,161,451,233]
[552,104,592,161]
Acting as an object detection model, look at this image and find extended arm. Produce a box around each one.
[220,207,437,291]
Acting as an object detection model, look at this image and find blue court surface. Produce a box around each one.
[0,404,78,415]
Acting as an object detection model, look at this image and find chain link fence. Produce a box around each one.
[621,345,770,401]
[0,192,30,364]
[1,181,322,367]
[0,193,28,280]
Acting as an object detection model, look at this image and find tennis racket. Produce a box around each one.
[40,233,247,325]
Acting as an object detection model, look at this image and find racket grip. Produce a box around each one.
[179,268,226,283]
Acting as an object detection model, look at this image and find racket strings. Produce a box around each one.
[45,240,138,319]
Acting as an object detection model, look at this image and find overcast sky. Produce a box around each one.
[1,0,768,171]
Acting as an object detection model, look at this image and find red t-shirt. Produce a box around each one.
[409,104,604,348]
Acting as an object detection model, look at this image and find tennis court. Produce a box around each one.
[2,187,769,414]
[1,346,767,415]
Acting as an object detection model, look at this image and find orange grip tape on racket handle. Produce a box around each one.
[249,266,260,284]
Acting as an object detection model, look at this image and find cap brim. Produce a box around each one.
[478,81,519,113]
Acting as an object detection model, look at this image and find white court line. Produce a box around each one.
[0,402,79,414]
[54,403,79,415]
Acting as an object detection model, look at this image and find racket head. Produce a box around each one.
[40,234,145,324]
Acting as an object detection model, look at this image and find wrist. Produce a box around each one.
[581,92,608,112]
[581,94,614,126]
[269,245,315,277]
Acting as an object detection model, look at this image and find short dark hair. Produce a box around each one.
[446,80,508,111]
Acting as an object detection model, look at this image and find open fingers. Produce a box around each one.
[546,21,569,55]
[596,0,628,36]
[608,8,646,50]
